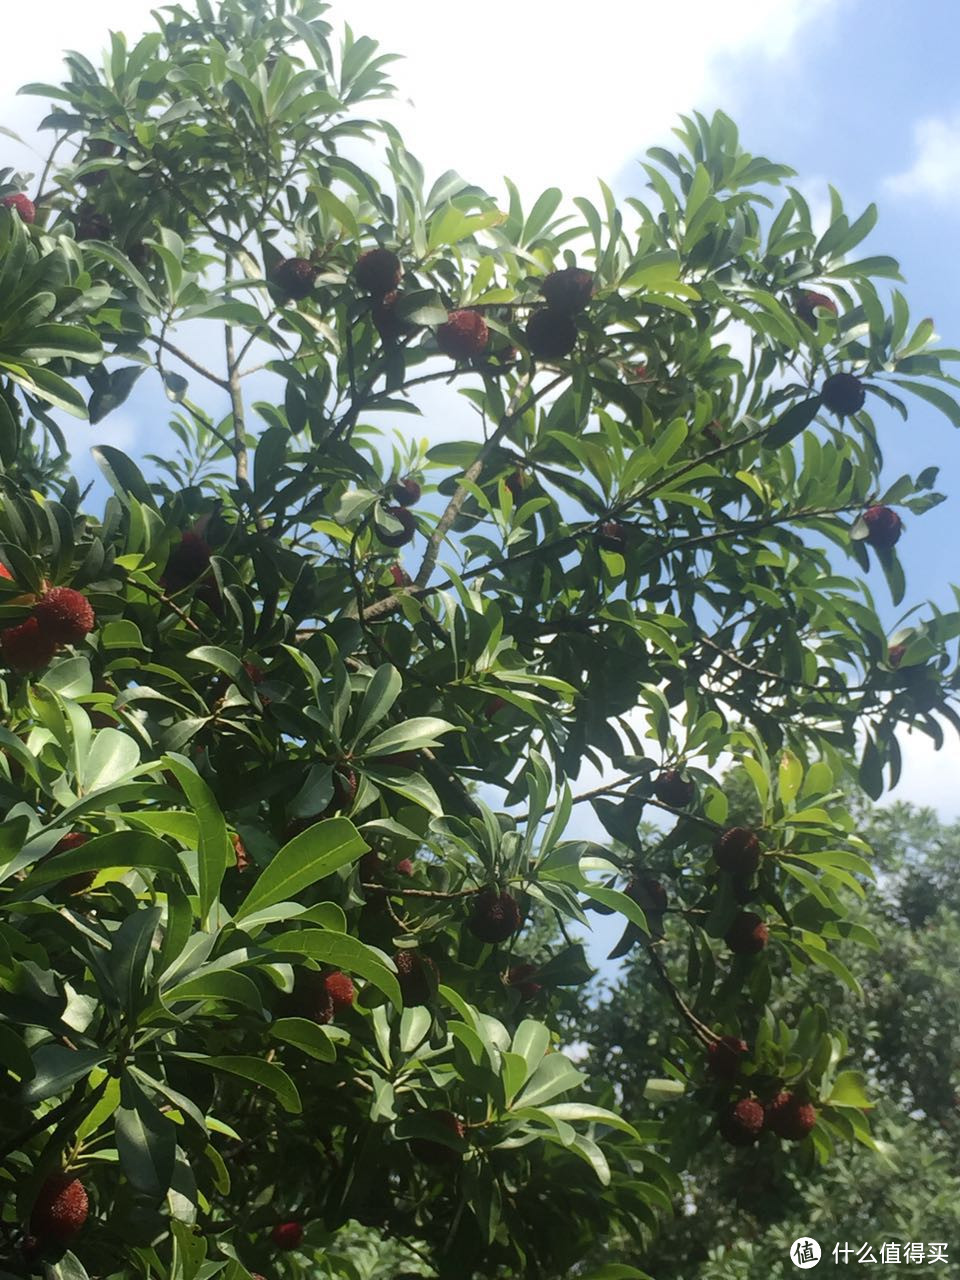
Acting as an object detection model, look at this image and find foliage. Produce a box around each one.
[0,0,959,1276]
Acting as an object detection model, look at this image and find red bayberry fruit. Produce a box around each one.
[888,643,906,668]
[270,257,317,301]
[713,827,761,877]
[291,970,334,1024]
[706,1035,749,1081]
[32,587,95,645]
[626,876,667,914]
[323,970,355,1014]
[242,660,265,684]
[47,832,96,895]
[389,564,412,588]
[395,857,415,876]
[525,308,578,361]
[162,531,212,592]
[597,520,626,553]
[0,617,59,672]
[372,289,415,343]
[30,1174,89,1240]
[392,477,421,507]
[359,850,383,881]
[0,562,12,580]
[484,695,506,719]
[718,1098,765,1146]
[504,470,526,501]
[410,1110,466,1165]
[653,769,695,808]
[355,247,402,296]
[75,208,111,241]
[2,193,35,223]
[270,1220,303,1250]
[469,888,522,944]
[437,309,488,360]
[863,505,902,551]
[506,962,542,1000]
[766,1090,817,1141]
[376,506,416,548]
[725,911,769,956]
[821,371,865,417]
[795,289,837,326]
[540,267,594,314]
[394,949,438,1006]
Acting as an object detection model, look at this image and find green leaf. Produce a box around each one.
[178,1054,301,1113]
[22,1046,108,1104]
[267,930,400,1008]
[894,378,960,430]
[511,1020,550,1083]
[163,756,231,923]
[271,1017,338,1062]
[538,1102,641,1140]
[778,749,802,806]
[351,663,402,742]
[515,1053,586,1108]
[164,970,263,1009]
[116,1072,177,1198]
[765,396,822,448]
[827,1069,873,1108]
[363,716,457,755]
[79,728,140,792]
[235,817,366,920]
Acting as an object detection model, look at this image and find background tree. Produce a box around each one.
[1,1,959,1277]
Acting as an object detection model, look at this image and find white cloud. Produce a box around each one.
[884,110,960,205]
[884,722,960,819]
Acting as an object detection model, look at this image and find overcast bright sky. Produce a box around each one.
[3,0,960,828]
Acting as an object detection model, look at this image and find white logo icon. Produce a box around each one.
[790,1237,822,1268]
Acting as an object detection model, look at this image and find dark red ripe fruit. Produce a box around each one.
[706,1035,749,1081]
[795,289,837,326]
[888,643,906,669]
[75,209,111,241]
[484,695,506,719]
[49,832,96,895]
[540,267,594,314]
[376,506,416,548]
[323,970,355,1014]
[359,850,383,881]
[626,877,667,914]
[30,1174,89,1239]
[714,827,761,877]
[597,520,626,553]
[355,247,402,296]
[469,889,522,944]
[292,970,335,1024]
[437,309,489,360]
[821,370,866,417]
[395,857,415,877]
[392,477,421,507]
[525,308,578,361]
[506,962,542,1000]
[33,587,95,645]
[270,1221,304,1250]
[389,564,412,588]
[372,289,413,343]
[2,193,35,223]
[504,470,526,502]
[725,911,769,956]
[410,1110,466,1165]
[766,1090,817,1141]
[863,505,902,551]
[1,618,59,672]
[394,949,438,1006]
[653,770,695,808]
[270,257,317,301]
[162,531,212,592]
[718,1097,765,1146]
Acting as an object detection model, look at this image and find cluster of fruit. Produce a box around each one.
[0,568,95,671]
[707,1036,817,1146]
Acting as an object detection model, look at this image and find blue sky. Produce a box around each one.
[2,0,959,857]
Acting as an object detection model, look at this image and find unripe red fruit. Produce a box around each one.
[270,257,317,301]
[32,587,95,645]
[30,1174,89,1239]
[2,193,36,223]
[437,310,488,360]
[525,308,578,361]
[270,1221,304,1249]
[410,1110,466,1165]
[795,289,837,326]
[50,832,96,895]
[469,888,522,944]
[766,1090,817,1141]
[1,617,59,672]
[376,506,416,548]
[653,770,695,808]
[863,505,902,551]
[718,1097,765,1146]
[706,1035,749,1081]
[355,247,402,296]
[484,695,506,719]
[597,520,626,553]
[821,371,865,417]
[713,827,761,877]
[506,962,542,1000]
[232,832,252,872]
[540,267,594,314]
[0,561,12,579]
[395,857,415,876]
[394,949,438,1006]
[725,911,769,956]
[389,564,412,588]
[75,209,111,241]
[162,531,212,592]
[323,970,355,1013]
[392,477,421,507]
[888,643,906,669]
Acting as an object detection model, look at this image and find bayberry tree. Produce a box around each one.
[1,1,960,1277]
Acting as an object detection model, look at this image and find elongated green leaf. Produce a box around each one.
[765,396,822,448]
[236,817,366,920]
[22,1046,108,1104]
[364,716,457,756]
[163,756,231,923]
[267,930,400,1007]
[178,1054,301,1113]
[271,1017,338,1062]
[116,1072,177,1198]
[515,1053,586,1108]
